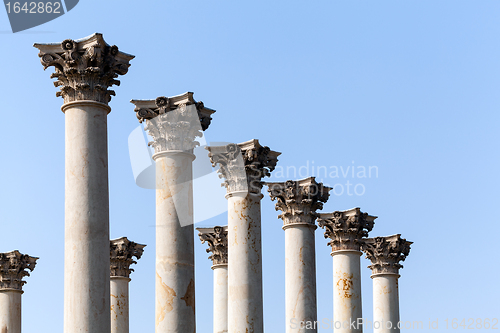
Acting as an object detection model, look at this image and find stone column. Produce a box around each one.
[267,178,331,333]
[197,226,229,333]
[131,93,215,333]
[34,34,134,333]
[110,237,146,333]
[0,251,38,333]
[318,208,377,333]
[361,235,412,333]
[207,140,280,333]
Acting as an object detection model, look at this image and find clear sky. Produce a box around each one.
[1,1,499,332]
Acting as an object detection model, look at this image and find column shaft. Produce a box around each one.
[213,265,228,333]
[332,251,363,333]
[0,290,22,333]
[373,275,399,333]
[285,225,317,333]
[227,193,263,333]
[111,277,130,333]
[63,101,111,333]
[155,152,195,333]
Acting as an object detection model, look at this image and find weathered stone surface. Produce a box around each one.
[131,93,215,153]
[34,33,134,104]
[0,250,37,291]
[110,237,146,278]
[362,234,412,275]
[318,208,377,252]
[267,177,331,226]
[197,226,228,266]
[266,177,331,333]
[207,139,281,195]
[197,226,229,333]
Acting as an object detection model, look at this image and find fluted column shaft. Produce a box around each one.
[0,290,22,333]
[213,265,228,333]
[155,151,195,333]
[63,101,111,332]
[111,277,130,333]
[372,274,399,333]
[227,192,263,333]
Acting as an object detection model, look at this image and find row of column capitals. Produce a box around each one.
[318,207,377,252]
[267,177,331,227]
[131,92,215,154]
[110,237,146,278]
[197,226,228,267]
[207,139,281,195]
[362,234,412,276]
[0,250,38,292]
[34,33,134,105]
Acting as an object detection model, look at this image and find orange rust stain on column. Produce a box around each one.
[156,273,177,325]
[337,273,354,299]
[181,279,195,313]
[1,326,7,333]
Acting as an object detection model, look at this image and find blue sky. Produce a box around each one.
[0,0,499,332]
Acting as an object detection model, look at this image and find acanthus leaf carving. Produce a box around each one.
[34,33,134,104]
[317,208,376,252]
[0,250,38,291]
[197,226,228,266]
[267,177,331,226]
[110,237,146,278]
[361,234,412,275]
[207,140,281,195]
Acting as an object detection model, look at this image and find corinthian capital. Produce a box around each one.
[197,226,228,267]
[110,237,146,278]
[0,250,38,291]
[317,208,376,252]
[207,139,281,195]
[131,92,215,153]
[34,33,134,104]
[267,177,331,226]
[362,234,412,275]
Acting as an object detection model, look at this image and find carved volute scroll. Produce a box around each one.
[267,177,331,226]
[34,33,134,104]
[110,237,146,278]
[362,234,412,275]
[317,208,377,252]
[131,92,215,154]
[207,139,281,195]
[197,226,228,266]
[0,250,38,291]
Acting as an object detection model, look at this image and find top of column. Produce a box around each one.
[34,33,134,105]
[131,93,215,154]
[197,226,228,267]
[207,139,281,196]
[267,177,331,227]
[110,237,146,279]
[318,208,377,252]
[0,250,38,291]
[362,234,412,276]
